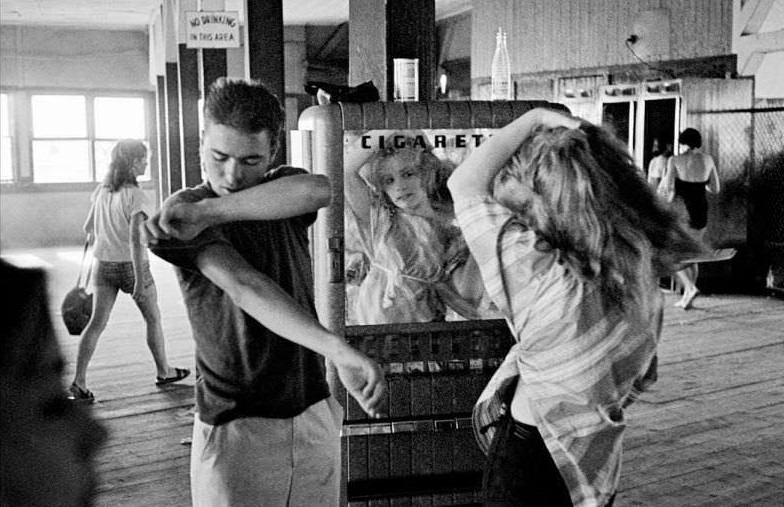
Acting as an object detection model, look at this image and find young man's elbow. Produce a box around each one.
[221,273,258,309]
[311,175,332,207]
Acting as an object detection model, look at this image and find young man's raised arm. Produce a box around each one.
[146,173,331,242]
[196,242,386,418]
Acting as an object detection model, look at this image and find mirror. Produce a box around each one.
[343,129,501,326]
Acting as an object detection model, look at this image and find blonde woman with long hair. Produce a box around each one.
[448,108,702,507]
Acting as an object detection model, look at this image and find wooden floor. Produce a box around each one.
[5,246,783,507]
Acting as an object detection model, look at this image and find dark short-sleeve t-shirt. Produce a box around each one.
[150,166,330,425]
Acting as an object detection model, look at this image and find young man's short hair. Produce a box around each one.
[204,77,285,151]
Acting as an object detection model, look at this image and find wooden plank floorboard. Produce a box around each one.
[96,412,193,452]
[96,458,191,505]
[98,452,190,487]
[4,247,782,507]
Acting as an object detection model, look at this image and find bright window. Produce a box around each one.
[32,140,91,183]
[27,93,148,183]
[94,97,149,182]
[1,94,12,182]
[94,97,146,138]
[31,95,90,183]
[32,95,87,138]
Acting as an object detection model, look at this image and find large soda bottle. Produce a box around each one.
[491,27,512,100]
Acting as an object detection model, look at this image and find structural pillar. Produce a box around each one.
[349,0,388,100]
[349,0,436,102]
[178,49,201,188]
[164,0,183,195]
[386,0,436,101]
[200,0,228,102]
[177,0,202,188]
[155,75,170,202]
[246,0,285,166]
[150,4,170,204]
[202,49,228,91]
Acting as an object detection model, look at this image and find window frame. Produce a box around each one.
[0,87,156,192]
[0,92,14,184]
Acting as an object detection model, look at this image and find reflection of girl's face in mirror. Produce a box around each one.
[378,151,430,213]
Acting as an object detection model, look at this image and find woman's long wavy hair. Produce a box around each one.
[103,140,146,192]
[365,138,454,214]
[501,123,703,317]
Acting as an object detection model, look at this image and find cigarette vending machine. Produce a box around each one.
[294,101,564,506]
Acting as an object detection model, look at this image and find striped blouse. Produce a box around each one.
[455,195,661,507]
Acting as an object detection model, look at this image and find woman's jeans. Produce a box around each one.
[482,412,574,507]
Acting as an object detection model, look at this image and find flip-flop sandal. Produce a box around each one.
[156,367,191,386]
[67,383,95,404]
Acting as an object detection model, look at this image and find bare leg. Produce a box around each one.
[674,264,699,309]
[72,284,120,390]
[133,280,173,379]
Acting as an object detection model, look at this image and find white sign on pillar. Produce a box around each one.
[185,11,241,48]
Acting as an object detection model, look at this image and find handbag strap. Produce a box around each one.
[76,235,93,288]
[496,216,534,329]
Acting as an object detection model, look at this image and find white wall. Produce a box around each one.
[471,0,734,79]
[1,26,153,90]
[0,188,157,249]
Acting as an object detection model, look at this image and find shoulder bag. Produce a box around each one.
[61,236,94,336]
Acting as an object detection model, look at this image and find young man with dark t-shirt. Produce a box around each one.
[144,78,385,506]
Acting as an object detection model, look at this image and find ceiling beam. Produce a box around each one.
[312,22,348,62]
[737,0,775,36]
[737,28,784,74]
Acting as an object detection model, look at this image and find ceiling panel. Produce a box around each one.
[0,0,471,30]
[1,0,161,29]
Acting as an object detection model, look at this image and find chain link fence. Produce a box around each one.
[688,106,784,290]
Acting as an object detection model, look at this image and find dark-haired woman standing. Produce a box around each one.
[661,128,720,309]
[68,140,189,402]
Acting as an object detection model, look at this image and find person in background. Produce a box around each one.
[448,108,702,507]
[68,140,189,403]
[660,127,720,309]
[1,260,107,507]
[647,137,672,191]
[143,77,385,507]
[344,131,495,325]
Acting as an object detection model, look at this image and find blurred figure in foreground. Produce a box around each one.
[1,259,107,507]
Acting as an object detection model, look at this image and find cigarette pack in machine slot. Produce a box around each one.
[295,100,567,505]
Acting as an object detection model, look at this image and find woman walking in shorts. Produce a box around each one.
[68,140,189,402]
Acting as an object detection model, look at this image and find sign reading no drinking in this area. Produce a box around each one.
[185,11,240,48]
